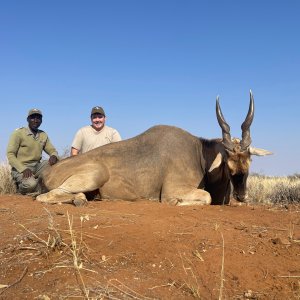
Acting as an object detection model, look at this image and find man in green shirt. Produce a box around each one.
[7,108,59,195]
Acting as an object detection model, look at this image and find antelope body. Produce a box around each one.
[36,92,272,206]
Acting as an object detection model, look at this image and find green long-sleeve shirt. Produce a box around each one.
[7,127,58,173]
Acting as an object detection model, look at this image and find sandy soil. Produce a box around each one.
[0,195,300,300]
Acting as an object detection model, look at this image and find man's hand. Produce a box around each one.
[49,155,58,166]
[22,168,33,179]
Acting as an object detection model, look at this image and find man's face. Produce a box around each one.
[91,113,105,131]
[27,114,42,131]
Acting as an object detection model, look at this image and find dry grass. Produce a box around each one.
[247,174,300,204]
[218,231,225,300]
[1,209,150,299]
[178,252,202,299]
[0,161,16,194]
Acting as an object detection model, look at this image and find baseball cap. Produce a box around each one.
[28,108,43,117]
[91,106,105,116]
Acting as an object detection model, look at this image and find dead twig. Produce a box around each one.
[66,212,89,299]
[0,266,28,295]
[252,225,288,232]
[34,264,97,276]
[109,278,154,300]
[19,224,48,246]
[148,281,176,290]
[17,246,41,252]
[178,253,201,298]
[193,250,204,262]
[218,231,225,300]
[179,253,189,275]
[60,229,104,240]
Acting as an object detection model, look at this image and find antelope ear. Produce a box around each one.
[208,152,223,172]
[249,147,273,156]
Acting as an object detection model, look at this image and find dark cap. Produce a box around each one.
[28,108,43,117]
[91,106,105,116]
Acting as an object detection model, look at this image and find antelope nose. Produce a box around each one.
[234,192,248,202]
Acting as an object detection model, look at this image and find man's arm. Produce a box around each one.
[43,134,59,165]
[70,129,83,156]
[71,147,80,156]
[6,131,27,173]
[112,129,122,142]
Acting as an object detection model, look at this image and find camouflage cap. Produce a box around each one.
[91,106,105,116]
[28,108,43,117]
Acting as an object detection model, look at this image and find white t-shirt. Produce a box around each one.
[71,125,122,154]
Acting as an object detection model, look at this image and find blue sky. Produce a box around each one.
[0,1,299,176]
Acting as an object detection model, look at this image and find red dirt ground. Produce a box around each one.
[0,195,300,300]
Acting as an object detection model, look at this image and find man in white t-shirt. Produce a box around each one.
[71,106,122,156]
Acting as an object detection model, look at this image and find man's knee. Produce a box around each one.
[19,177,38,194]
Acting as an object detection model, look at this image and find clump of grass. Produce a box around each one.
[0,161,17,194]
[18,210,92,298]
[248,174,300,204]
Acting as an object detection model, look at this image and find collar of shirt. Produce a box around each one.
[26,126,40,139]
[90,125,106,134]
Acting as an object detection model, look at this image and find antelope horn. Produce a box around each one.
[240,90,254,150]
[216,96,233,150]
